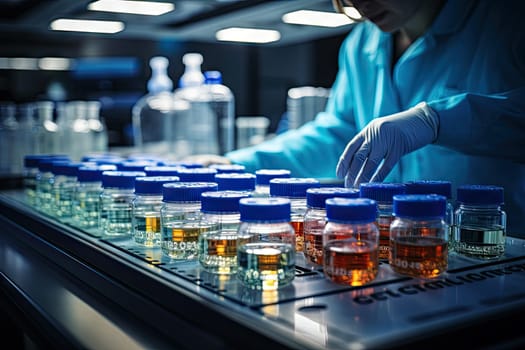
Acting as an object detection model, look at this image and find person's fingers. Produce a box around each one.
[370,155,398,183]
[354,148,385,185]
[345,142,370,186]
[336,135,364,179]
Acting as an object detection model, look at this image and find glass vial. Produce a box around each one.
[35,158,70,214]
[237,197,295,291]
[51,161,83,221]
[390,194,448,278]
[253,169,291,198]
[72,165,116,230]
[323,198,379,286]
[160,182,218,260]
[99,170,146,237]
[198,191,250,274]
[269,177,320,253]
[405,180,454,251]
[132,176,180,247]
[304,187,360,265]
[454,185,506,259]
[359,182,406,260]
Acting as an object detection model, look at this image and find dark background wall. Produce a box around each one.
[0,32,348,147]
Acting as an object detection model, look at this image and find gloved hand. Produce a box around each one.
[336,102,439,187]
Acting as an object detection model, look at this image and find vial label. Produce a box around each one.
[133,214,161,247]
[390,236,448,278]
[304,221,325,265]
[161,223,204,260]
[290,220,304,252]
[323,239,379,286]
[199,229,238,274]
[455,226,505,259]
[237,242,295,291]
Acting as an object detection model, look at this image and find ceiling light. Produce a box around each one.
[50,19,124,34]
[39,57,73,71]
[88,0,174,16]
[216,27,281,44]
[282,9,355,27]
[9,58,38,70]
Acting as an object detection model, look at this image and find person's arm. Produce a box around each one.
[431,87,525,162]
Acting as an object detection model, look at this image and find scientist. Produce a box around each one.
[188,0,525,235]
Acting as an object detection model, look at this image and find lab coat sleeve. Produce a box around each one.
[226,35,358,178]
[430,86,525,163]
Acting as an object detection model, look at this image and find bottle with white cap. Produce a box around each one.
[132,56,175,155]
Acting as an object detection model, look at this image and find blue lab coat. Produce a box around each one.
[226,0,525,235]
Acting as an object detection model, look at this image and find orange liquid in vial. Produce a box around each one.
[390,236,448,278]
[323,240,379,286]
[291,220,304,252]
[304,228,324,265]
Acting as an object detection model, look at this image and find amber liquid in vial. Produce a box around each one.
[199,232,238,274]
[323,239,379,286]
[390,236,448,278]
[304,222,325,265]
[161,223,204,260]
[290,220,304,252]
[237,242,295,290]
[133,215,161,247]
[377,215,393,260]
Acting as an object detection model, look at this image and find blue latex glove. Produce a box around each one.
[336,102,439,187]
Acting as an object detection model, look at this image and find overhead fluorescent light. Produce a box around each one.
[50,19,124,34]
[282,9,356,27]
[216,27,281,44]
[9,58,39,70]
[88,0,174,16]
[39,57,73,71]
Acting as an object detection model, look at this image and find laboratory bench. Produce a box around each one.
[1,186,525,350]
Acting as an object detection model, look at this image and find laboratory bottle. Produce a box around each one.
[57,101,91,161]
[132,176,180,247]
[172,53,214,156]
[237,197,295,291]
[269,177,321,253]
[117,160,158,172]
[35,157,71,214]
[405,180,454,251]
[203,70,235,155]
[323,197,379,286]
[454,185,506,259]
[131,56,175,155]
[0,102,18,174]
[34,101,60,155]
[71,164,117,230]
[359,182,406,260]
[160,182,218,260]
[303,187,360,265]
[99,170,146,237]
[51,161,83,221]
[214,172,256,193]
[86,100,108,154]
[253,169,291,198]
[390,194,448,278]
[198,190,250,274]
